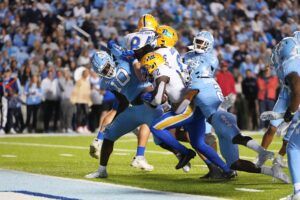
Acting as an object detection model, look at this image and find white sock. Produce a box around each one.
[277,154,284,160]
[261,166,273,176]
[99,165,106,171]
[246,139,264,153]
[295,183,300,194]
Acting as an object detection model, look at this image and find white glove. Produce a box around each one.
[260,111,284,121]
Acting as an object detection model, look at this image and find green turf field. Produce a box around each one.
[0,133,292,200]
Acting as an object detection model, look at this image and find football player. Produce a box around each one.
[89,14,159,170]
[86,51,163,178]
[264,37,300,199]
[140,52,236,178]
[179,31,290,182]
[259,31,300,168]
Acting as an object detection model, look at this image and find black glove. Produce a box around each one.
[283,108,295,122]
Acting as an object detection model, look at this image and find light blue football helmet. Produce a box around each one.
[193,30,214,53]
[91,51,116,79]
[277,37,299,64]
[293,31,300,44]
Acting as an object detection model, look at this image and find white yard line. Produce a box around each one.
[1,154,17,158]
[0,141,172,155]
[235,188,264,192]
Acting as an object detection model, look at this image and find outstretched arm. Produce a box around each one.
[284,72,300,122]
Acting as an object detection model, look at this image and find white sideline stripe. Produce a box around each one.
[0,142,172,155]
[235,188,264,192]
[114,152,130,156]
[0,192,49,200]
[59,154,74,157]
[0,169,227,200]
[1,154,17,158]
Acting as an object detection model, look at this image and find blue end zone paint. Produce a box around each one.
[0,169,225,200]
[2,190,79,200]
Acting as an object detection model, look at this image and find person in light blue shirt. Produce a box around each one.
[24,75,42,133]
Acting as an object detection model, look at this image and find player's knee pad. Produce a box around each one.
[232,134,252,146]
[205,133,217,146]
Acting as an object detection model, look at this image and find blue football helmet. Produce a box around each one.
[293,31,300,44]
[193,30,214,53]
[277,37,299,63]
[91,51,116,79]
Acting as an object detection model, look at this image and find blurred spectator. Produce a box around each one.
[58,69,75,133]
[240,55,256,77]
[242,69,258,130]
[2,69,23,133]
[89,71,103,133]
[41,69,60,133]
[24,75,42,133]
[216,61,236,97]
[71,69,91,134]
[257,66,279,128]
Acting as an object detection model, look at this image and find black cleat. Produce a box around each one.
[175,149,196,169]
[222,170,237,180]
[200,164,224,179]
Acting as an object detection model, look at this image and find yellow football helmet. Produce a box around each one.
[141,52,165,75]
[156,25,178,47]
[137,14,159,32]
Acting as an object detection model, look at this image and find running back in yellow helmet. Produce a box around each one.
[141,52,187,104]
[137,14,159,32]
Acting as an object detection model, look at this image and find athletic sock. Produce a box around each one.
[136,146,145,156]
[261,166,273,176]
[99,165,106,171]
[97,131,104,140]
[246,139,265,153]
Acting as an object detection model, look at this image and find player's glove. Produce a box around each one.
[141,92,154,103]
[283,108,295,122]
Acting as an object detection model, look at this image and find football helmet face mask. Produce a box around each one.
[91,51,116,79]
[156,25,178,48]
[137,14,159,32]
[193,31,214,53]
[141,52,165,75]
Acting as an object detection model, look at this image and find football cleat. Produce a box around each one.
[271,163,291,184]
[131,156,154,171]
[176,153,191,173]
[256,149,274,167]
[85,168,108,179]
[222,170,237,180]
[175,149,196,170]
[89,138,102,159]
[273,155,288,168]
[200,164,224,179]
[0,128,5,135]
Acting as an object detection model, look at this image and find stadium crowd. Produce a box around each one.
[0,0,299,134]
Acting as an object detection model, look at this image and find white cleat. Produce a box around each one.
[89,138,102,159]
[131,156,154,171]
[273,155,288,168]
[256,150,274,167]
[85,168,108,179]
[0,128,5,135]
[271,163,291,184]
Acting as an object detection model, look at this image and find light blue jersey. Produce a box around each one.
[183,50,242,166]
[184,50,219,78]
[100,59,149,103]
